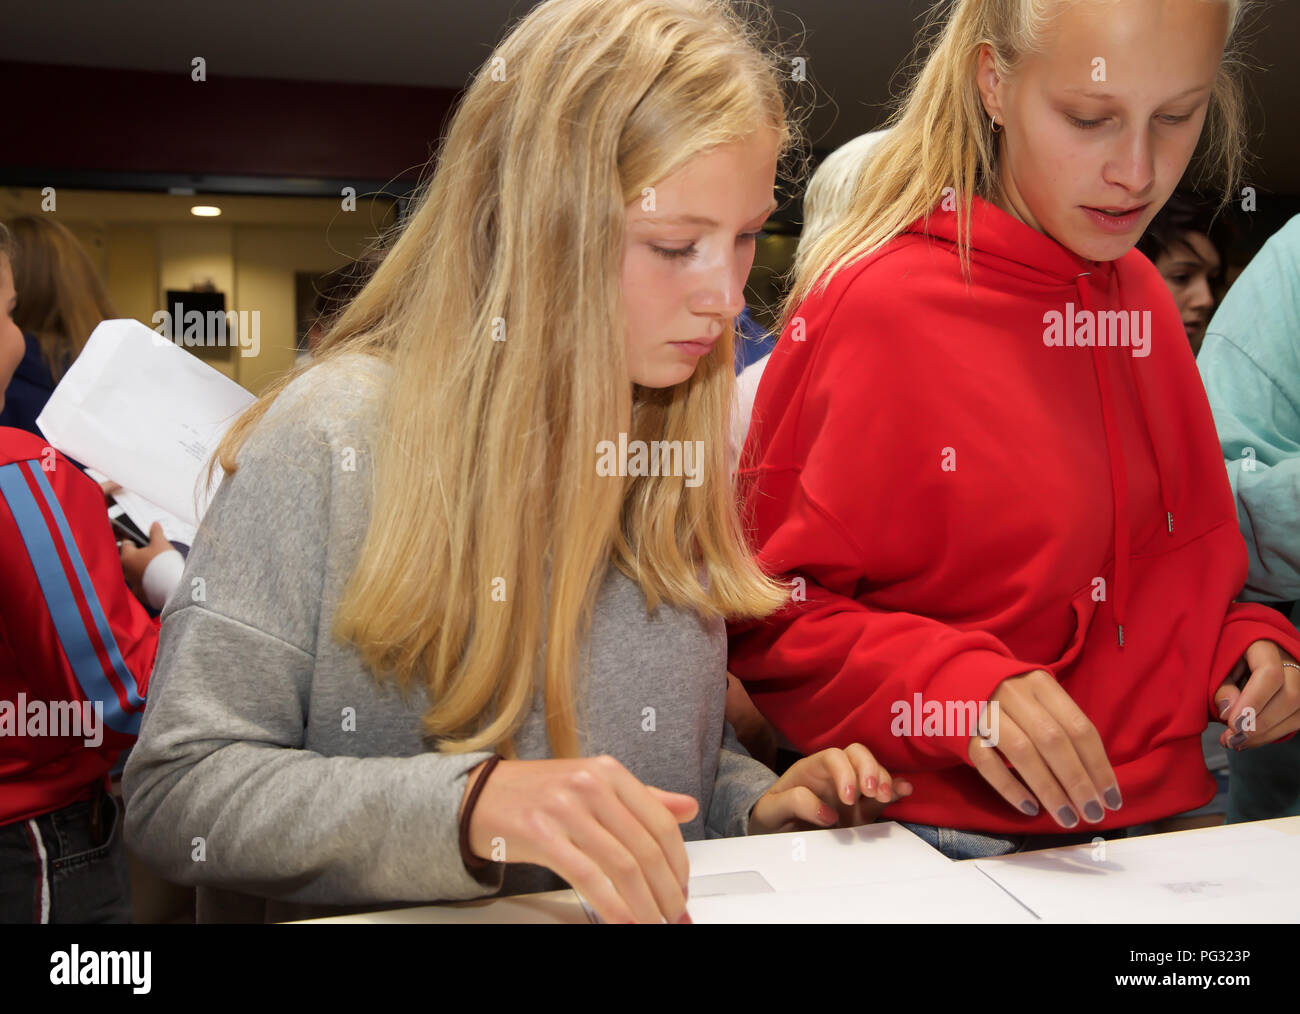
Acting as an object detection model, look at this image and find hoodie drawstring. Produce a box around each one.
[1075,270,1130,647]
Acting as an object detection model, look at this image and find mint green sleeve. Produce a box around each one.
[1197,216,1300,603]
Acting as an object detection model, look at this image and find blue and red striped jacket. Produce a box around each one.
[1,427,158,826]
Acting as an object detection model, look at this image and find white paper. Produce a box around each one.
[687,867,1036,923]
[85,466,197,546]
[974,823,1300,923]
[682,820,954,893]
[37,319,255,527]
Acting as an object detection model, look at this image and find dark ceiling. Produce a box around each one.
[3,0,1297,193]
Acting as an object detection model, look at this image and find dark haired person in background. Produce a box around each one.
[1136,190,1228,354]
[296,252,384,365]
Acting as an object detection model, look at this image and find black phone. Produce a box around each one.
[108,507,149,548]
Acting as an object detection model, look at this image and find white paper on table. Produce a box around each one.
[683,820,955,894]
[37,318,255,528]
[974,823,1299,923]
[687,866,1037,923]
[83,466,197,546]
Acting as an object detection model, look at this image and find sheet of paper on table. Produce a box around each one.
[677,820,1034,923]
[974,822,1299,922]
[686,867,1036,923]
[683,820,953,892]
[37,318,255,529]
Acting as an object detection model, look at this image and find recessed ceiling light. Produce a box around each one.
[190,205,222,217]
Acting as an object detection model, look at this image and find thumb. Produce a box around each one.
[148,522,170,548]
[645,786,700,823]
[1212,680,1242,725]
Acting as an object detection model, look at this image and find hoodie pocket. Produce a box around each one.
[1042,585,1101,677]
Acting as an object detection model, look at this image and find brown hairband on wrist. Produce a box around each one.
[459,753,503,871]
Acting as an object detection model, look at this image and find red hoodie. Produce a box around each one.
[1,427,158,826]
[728,195,1300,833]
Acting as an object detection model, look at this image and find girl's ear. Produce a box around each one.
[975,42,1003,122]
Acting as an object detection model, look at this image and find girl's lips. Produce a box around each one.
[671,339,716,357]
[1082,204,1148,232]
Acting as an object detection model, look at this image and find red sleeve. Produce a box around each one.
[0,448,158,748]
[728,264,1040,771]
[729,481,1041,770]
[1207,601,1300,738]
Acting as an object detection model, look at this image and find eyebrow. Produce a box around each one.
[1062,83,1213,102]
[635,200,779,228]
[1168,256,1221,270]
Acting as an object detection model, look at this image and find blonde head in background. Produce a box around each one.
[794,130,891,284]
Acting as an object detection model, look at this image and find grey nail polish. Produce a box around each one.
[1020,799,1039,816]
[1057,805,1078,828]
[1228,732,1247,749]
[1084,800,1103,822]
[1234,714,1247,733]
[1104,786,1123,809]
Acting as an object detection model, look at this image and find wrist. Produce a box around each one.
[459,754,504,868]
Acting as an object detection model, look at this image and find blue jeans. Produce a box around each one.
[0,784,131,923]
[898,821,1128,860]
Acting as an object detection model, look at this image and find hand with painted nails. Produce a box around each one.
[747,743,913,834]
[966,669,1122,830]
[1213,640,1300,752]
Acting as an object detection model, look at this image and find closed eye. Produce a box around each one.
[651,244,697,260]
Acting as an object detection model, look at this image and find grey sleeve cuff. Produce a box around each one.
[706,721,778,839]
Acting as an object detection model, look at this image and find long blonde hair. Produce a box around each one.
[214,0,798,757]
[784,0,1251,328]
[6,215,117,382]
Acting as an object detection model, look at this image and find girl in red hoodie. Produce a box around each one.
[729,0,1300,857]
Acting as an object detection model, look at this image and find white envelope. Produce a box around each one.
[37,318,255,528]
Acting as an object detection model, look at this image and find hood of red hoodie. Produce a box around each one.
[900,195,1178,646]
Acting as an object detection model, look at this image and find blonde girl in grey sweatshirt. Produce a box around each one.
[123,0,912,924]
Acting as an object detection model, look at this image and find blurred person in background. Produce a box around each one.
[1135,189,1228,354]
[1199,214,1300,824]
[0,216,116,436]
[0,221,158,923]
[297,252,384,367]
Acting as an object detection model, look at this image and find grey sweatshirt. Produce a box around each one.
[121,352,777,923]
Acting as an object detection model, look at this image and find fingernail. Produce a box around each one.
[843,784,854,803]
[1218,700,1232,719]
[677,910,692,924]
[1084,800,1103,822]
[1020,799,1039,816]
[864,776,876,792]
[818,804,837,824]
[1104,786,1123,810]
[1234,714,1248,733]
[1228,732,1247,749]
[1057,805,1078,828]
